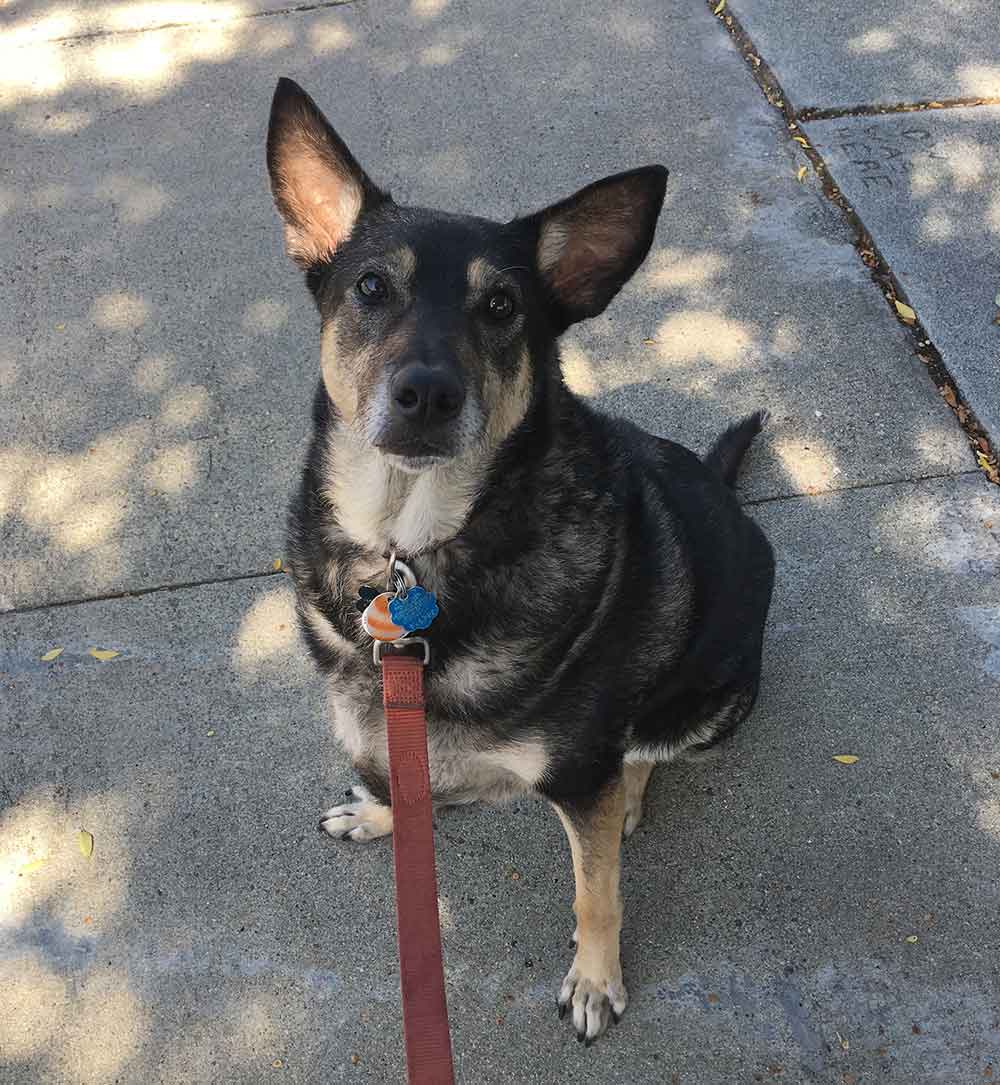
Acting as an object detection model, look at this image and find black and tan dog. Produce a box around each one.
[267,78,775,1044]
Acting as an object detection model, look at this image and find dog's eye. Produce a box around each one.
[485,289,515,322]
[357,272,388,301]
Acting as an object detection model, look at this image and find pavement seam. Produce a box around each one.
[743,468,981,508]
[797,96,1000,122]
[705,0,1000,488]
[1,570,283,618]
[1,470,983,618]
[19,0,360,46]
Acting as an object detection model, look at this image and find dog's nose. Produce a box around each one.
[390,364,465,427]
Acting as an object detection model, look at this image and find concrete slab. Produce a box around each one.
[805,106,1000,443]
[0,0,358,42]
[1,0,969,610]
[2,471,998,1082]
[732,0,1000,109]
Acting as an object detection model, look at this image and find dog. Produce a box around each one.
[266,77,775,1045]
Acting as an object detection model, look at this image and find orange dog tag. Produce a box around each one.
[362,592,408,642]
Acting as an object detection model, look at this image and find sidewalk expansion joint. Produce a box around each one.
[742,469,981,509]
[1,569,284,618]
[36,0,359,46]
[797,96,1000,122]
[705,0,999,488]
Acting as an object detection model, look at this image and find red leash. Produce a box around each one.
[381,649,455,1084]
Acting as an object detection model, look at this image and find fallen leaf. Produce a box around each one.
[895,300,916,323]
[975,453,1000,484]
[207,730,216,737]
[792,136,809,147]
[41,647,64,662]
[797,165,808,182]
[990,769,1000,780]
[707,992,720,1004]
[19,858,47,876]
[350,1054,361,1066]
[832,755,859,765]
[83,915,93,925]
[88,648,119,661]
[713,0,726,13]
[79,829,94,858]
[643,338,657,345]
[272,558,283,572]
[940,385,958,408]
[272,1059,283,1069]
[912,1023,922,1034]
[928,101,943,108]
[904,934,918,944]
[55,323,66,331]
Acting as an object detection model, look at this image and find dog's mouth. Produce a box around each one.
[375,437,454,473]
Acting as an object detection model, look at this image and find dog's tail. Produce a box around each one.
[703,409,769,487]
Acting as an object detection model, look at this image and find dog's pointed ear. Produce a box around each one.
[522,166,667,330]
[267,77,386,269]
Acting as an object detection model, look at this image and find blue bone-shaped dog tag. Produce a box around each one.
[388,586,439,632]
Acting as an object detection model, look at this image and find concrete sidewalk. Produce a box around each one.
[2,1,998,1082]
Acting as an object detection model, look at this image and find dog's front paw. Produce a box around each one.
[557,954,628,1045]
[319,785,393,842]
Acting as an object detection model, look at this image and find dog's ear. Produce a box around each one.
[267,77,386,269]
[523,166,667,330]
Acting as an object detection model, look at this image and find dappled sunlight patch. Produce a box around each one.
[920,207,956,242]
[0,789,130,928]
[598,10,655,48]
[874,487,999,575]
[102,173,171,225]
[90,291,150,331]
[770,317,803,356]
[133,352,176,394]
[411,0,450,17]
[159,384,211,430]
[89,18,240,94]
[560,341,599,396]
[420,41,459,66]
[56,498,126,550]
[640,247,729,293]
[236,586,299,675]
[308,18,356,54]
[772,434,841,495]
[0,39,68,102]
[0,954,66,1061]
[29,182,76,211]
[102,0,248,33]
[15,107,93,135]
[61,967,148,1083]
[243,299,289,334]
[956,62,1000,98]
[652,309,757,367]
[144,442,201,495]
[248,20,295,57]
[987,193,1000,235]
[846,28,897,54]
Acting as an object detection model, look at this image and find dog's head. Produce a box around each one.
[267,78,667,473]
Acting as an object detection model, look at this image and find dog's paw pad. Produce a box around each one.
[557,961,628,1045]
[319,786,393,842]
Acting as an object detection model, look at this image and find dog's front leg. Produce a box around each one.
[552,774,628,1044]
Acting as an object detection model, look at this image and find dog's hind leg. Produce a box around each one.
[552,776,628,1044]
[622,761,655,838]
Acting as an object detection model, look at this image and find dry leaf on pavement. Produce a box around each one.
[88,648,119,661]
[41,647,64,661]
[79,830,94,857]
[832,755,859,765]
